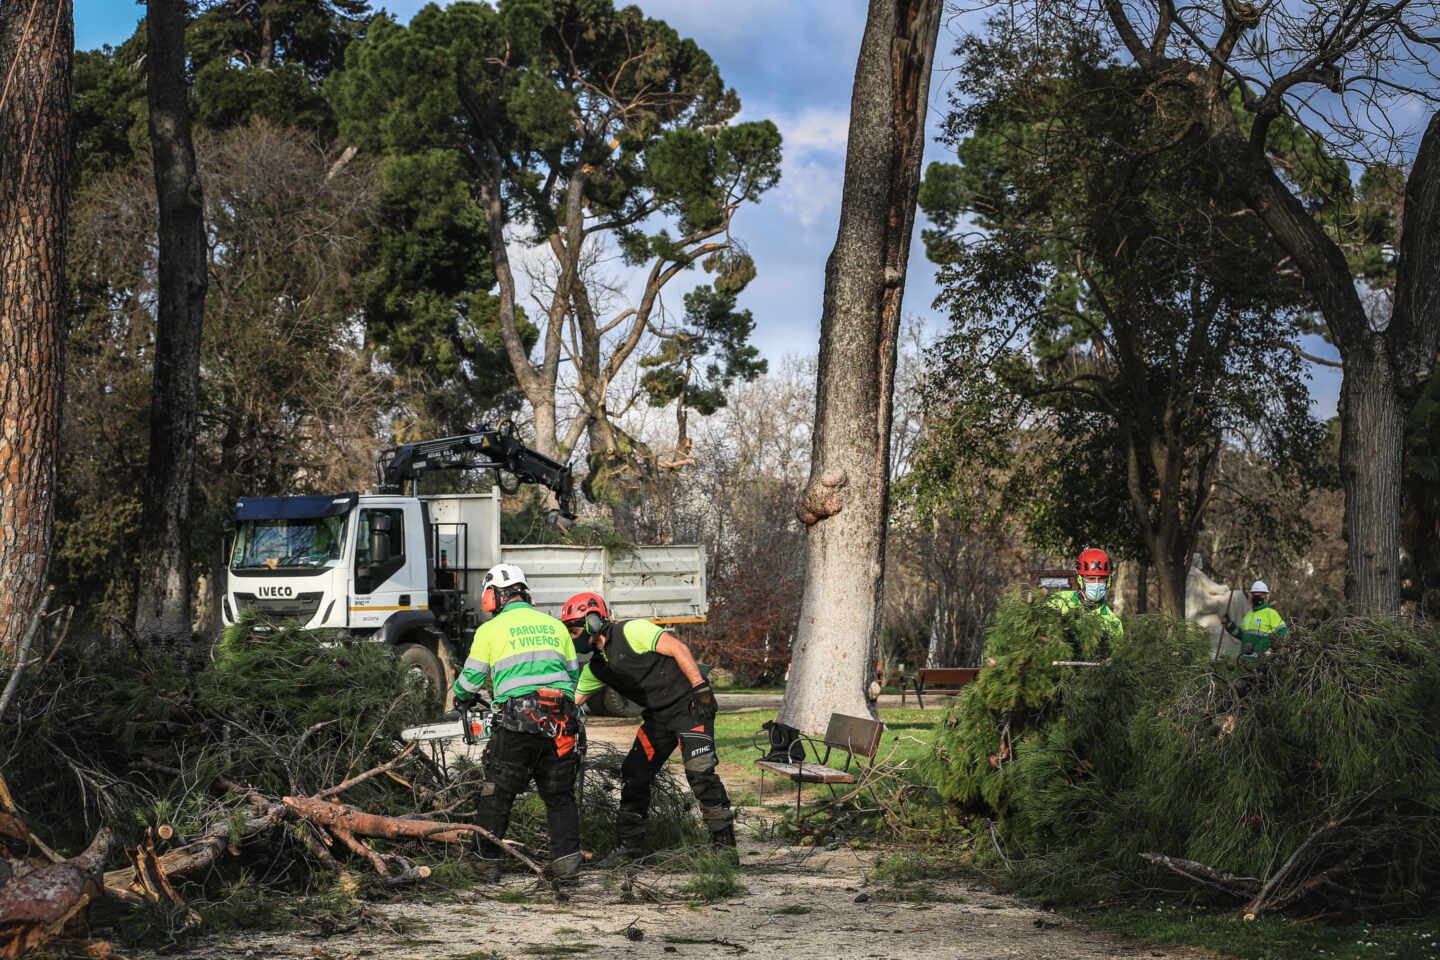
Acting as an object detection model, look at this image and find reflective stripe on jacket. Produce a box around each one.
[452,601,579,705]
[1227,603,1287,658]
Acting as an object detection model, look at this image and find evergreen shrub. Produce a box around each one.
[924,592,1440,912]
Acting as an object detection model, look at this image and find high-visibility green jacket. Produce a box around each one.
[452,601,580,705]
[1226,603,1287,659]
[1049,590,1124,643]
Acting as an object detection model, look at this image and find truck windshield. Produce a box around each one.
[231,515,348,571]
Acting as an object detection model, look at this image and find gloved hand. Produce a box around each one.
[688,681,716,720]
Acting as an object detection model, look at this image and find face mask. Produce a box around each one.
[1251,595,1266,609]
[1084,581,1107,602]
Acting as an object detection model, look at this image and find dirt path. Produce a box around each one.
[146,839,1220,960]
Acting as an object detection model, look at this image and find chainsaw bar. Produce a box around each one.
[399,720,466,742]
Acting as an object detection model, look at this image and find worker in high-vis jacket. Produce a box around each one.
[1049,547,1124,647]
[453,563,583,880]
[560,591,735,864]
[1225,580,1288,659]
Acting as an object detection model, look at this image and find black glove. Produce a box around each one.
[688,681,716,719]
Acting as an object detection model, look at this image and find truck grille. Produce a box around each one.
[232,592,324,622]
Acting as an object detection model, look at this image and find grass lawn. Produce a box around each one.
[712,706,944,809]
[714,707,941,769]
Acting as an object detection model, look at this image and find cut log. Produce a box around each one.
[102,802,285,904]
[0,827,111,960]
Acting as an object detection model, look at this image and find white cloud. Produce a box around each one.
[774,156,844,228]
[777,107,852,156]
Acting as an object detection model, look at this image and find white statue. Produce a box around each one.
[1185,554,1249,659]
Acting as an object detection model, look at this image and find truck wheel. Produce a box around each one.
[398,643,446,705]
[600,685,644,718]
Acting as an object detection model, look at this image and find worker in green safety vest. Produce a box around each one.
[1224,580,1287,659]
[452,562,583,881]
[1048,547,1124,648]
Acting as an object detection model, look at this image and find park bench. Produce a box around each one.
[911,667,979,708]
[753,713,886,813]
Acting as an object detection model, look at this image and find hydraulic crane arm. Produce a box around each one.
[376,421,576,519]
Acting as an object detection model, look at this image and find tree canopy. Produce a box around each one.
[910,22,1329,614]
[330,0,781,478]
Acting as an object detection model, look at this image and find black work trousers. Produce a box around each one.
[476,725,580,860]
[617,699,732,848]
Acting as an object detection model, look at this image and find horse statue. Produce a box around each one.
[1185,554,1249,659]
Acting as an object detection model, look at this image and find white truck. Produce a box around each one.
[221,423,707,711]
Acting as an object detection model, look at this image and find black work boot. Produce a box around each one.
[709,825,738,863]
[547,851,584,884]
[595,843,644,869]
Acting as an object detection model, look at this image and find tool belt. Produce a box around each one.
[496,687,578,739]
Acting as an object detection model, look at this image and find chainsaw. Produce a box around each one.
[400,703,493,744]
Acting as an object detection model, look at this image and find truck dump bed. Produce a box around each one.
[423,492,707,624]
[501,544,707,624]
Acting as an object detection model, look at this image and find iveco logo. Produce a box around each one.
[258,586,294,598]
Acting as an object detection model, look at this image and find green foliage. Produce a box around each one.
[330,0,781,474]
[927,605,1440,913]
[640,284,768,417]
[909,18,1328,589]
[72,37,148,180]
[922,591,1205,818]
[187,0,372,138]
[2,615,428,854]
[359,147,534,431]
[678,848,746,901]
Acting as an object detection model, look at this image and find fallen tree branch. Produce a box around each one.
[1140,852,1259,897]
[101,802,286,902]
[315,743,416,800]
[0,826,112,960]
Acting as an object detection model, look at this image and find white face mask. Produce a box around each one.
[1083,581,1107,602]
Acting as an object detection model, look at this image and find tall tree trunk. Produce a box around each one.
[0,1,71,660]
[1337,340,1406,610]
[779,0,941,736]
[134,0,207,642]
[1391,110,1440,610]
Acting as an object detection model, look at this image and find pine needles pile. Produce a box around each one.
[924,592,1440,916]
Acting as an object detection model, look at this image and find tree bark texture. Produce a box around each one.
[779,0,941,736]
[0,1,71,661]
[134,0,207,642]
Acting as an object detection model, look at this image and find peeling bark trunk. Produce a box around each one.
[134,0,207,643]
[0,1,71,662]
[779,0,942,736]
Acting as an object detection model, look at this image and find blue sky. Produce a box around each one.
[75,0,1344,416]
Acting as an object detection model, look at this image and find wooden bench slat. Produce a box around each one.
[753,760,856,784]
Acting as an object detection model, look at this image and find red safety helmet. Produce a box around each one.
[1076,547,1112,579]
[560,592,611,635]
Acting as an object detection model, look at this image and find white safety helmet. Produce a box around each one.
[481,562,529,612]
[483,563,528,591]
[1250,580,1269,594]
